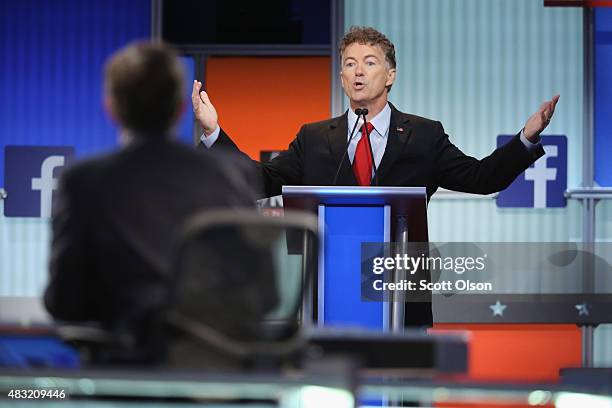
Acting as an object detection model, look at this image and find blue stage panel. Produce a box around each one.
[595,8,612,187]
[323,205,385,330]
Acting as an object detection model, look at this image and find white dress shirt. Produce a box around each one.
[346,103,391,168]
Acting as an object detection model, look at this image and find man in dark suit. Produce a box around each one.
[192,27,559,326]
[44,42,259,357]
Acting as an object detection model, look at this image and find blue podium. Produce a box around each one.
[282,186,428,332]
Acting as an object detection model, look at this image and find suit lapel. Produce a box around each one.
[375,104,412,184]
[328,112,358,185]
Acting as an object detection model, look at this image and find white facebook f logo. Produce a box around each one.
[496,135,566,208]
[524,145,558,208]
[31,155,65,217]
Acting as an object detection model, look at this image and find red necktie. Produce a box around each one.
[353,122,374,186]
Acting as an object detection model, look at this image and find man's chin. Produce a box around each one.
[349,95,369,105]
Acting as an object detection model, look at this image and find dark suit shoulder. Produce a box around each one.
[59,149,115,192]
[300,114,344,134]
[390,104,440,128]
[60,139,211,192]
[402,113,441,128]
[390,108,446,148]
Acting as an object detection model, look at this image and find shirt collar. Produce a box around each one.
[347,102,391,139]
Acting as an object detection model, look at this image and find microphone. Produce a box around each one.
[359,109,379,186]
[332,108,366,185]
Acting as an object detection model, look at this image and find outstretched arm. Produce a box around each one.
[191,80,304,197]
[435,95,560,194]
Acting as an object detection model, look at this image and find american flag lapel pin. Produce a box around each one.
[396,127,404,132]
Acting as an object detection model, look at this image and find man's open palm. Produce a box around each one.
[524,94,560,142]
[191,80,218,135]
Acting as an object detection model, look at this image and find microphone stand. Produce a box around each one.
[332,108,365,185]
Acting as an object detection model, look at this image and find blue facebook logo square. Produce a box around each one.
[4,146,74,218]
[496,135,567,208]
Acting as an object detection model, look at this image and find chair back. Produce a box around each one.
[167,209,318,367]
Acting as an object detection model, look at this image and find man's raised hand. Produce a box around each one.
[191,80,218,136]
[523,94,560,142]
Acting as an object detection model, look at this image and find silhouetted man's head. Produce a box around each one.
[104,42,185,135]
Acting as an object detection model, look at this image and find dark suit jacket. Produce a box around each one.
[212,103,544,198]
[205,103,545,326]
[44,136,259,351]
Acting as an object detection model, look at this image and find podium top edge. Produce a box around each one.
[282,185,427,197]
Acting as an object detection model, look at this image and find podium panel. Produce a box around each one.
[321,205,388,330]
[282,186,428,331]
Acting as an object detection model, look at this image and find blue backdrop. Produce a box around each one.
[0,0,195,185]
[595,8,612,187]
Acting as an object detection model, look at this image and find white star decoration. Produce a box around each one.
[489,300,507,317]
[575,303,590,316]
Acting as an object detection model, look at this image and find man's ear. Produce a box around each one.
[340,71,346,90]
[385,68,396,88]
[103,95,118,124]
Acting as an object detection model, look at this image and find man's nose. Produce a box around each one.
[355,63,364,75]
